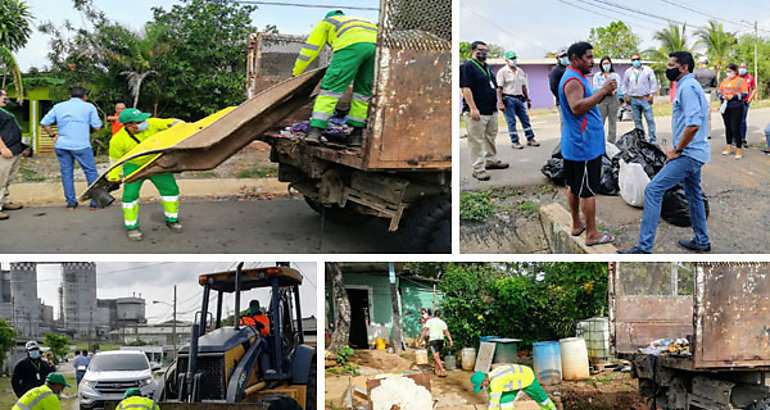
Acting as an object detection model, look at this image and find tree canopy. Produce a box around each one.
[587,21,642,59]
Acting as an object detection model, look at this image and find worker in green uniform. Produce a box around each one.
[116,388,159,410]
[108,108,184,241]
[292,10,378,146]
[471,364,557,410]
[12,373,71,410]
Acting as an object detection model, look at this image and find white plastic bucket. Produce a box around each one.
[461,347,476,370]
[559,337,590,380]
[415,349,429,365]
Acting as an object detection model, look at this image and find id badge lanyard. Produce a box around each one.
[471,59,495,89]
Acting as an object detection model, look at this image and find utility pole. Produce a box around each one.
[172,285,177,355]
[754,21,759,97]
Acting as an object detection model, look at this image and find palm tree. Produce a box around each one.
[646,23,690,64]
[0,0,33,101]
[695,20,736,83]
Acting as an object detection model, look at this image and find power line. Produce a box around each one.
[555,0,662,33]
[656,0,770,34]
[232,1,378,11]
[460,5,534,46]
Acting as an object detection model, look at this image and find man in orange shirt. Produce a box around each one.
[106,103,126,135]
[240,300,270,336]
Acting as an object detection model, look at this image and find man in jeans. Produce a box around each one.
[461,41,509,181]
[41,87,102,210]
[622,53,658,142]
[496,51,539,149]
[0,89,25,220]
[618,51,711,254]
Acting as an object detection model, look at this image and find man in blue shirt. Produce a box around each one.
[41,87,102,209]
[72,350,89,388]
[618,51,711,254]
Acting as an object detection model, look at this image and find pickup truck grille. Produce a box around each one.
[95,380,140,394]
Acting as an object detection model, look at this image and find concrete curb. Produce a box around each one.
[9,178,290,207]
[539,203,618,254]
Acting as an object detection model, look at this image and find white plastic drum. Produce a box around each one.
[461,347,476,370]
[559,337,590,380]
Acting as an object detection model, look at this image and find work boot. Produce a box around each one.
[304,127,323,143]
[527,139,541,147]
[347,127,364,147]
[472,170,490,181]
[616,246,650,254]
[0,211,8,220]
[166,221,184,233]
[126,229,143,241]
[485,160,510,170]
[511,142,524,149]
[722,145,732,156]
[734,148,742,159]
[2,202,22,211]
[677,238,711,253]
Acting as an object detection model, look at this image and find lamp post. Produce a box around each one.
[153,285,177,355]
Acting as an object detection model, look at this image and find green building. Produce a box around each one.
[6,79,63,155]
[326,263,443,348]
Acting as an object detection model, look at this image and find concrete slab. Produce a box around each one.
[474,342,496,373]
[539,203,617,254]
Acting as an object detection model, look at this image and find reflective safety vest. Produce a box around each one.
[117,395,160,410]
[717,76,748,102]
[487,364,536,407]
[107,118,182,181]
[240,314,270,336]
[13,385,59,410]
[292,15,378,76]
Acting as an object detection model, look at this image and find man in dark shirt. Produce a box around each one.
[460,40,509,181]
[694,57,717,138]
[12,341,53,398]
[548,47,569,134]
[0,89,26,220]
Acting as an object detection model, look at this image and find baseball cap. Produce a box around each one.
[124,388,143,399]
[46,373,72,388]
[470,371,486,394]
[505,51,517,59]
[557,47,568,57]
[698,56,708,64]
[325,10,344,19]
[25,340,39,350]
[118,108,151,125]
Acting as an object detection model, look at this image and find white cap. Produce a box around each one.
[557,48,568,57]
[25,340,39,350]
[698,56,708,64]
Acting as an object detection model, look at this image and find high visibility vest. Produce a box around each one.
[487,364,536,408]
[13,385,59,410]
[292,15,378,76]
[718,76,747,101]
[107,118,182,181]
[117,395,160,410]
[240,314,270,336]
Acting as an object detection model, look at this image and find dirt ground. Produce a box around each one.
[13,141,274,183]
[325,350,647,410]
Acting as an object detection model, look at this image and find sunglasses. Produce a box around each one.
[631,58,640,61]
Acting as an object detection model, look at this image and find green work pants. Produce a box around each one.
[496,378,555,409]
[121,162,179,230]
[310,42,376,129]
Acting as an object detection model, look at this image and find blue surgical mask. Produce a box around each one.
[29,350,40,359]
[726,71,735,78]
[739,68,747,75]
[560,57,569,66]
[632,60,641,68]
[602,64,611,72]
[137,121,149,132]
[507,59,516,67]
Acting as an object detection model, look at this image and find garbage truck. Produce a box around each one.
[610,262,770,409]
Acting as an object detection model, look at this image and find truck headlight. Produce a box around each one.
[80,380,95,389]
[141,377,154,386]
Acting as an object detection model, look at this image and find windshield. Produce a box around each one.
[89,354,149,372]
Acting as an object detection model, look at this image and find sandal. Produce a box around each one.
[586,232,614,246]
[571,226,586,237]
[439,370,448,378]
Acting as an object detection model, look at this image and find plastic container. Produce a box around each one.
[559,337,590,380]
[461,347,476,370]
[480,335,500,343]
[415,349,429,365]
[577,317,610,362]
[375,338,386,350]
[444,354,456,370]
[533,341,562,385]
[490,338,520,364]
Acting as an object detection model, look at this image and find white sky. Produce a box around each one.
[459,0,770,59]
[17,0,380,71]
[0,262,317,324]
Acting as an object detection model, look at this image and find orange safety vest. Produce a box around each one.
[240,314,270,336]
[718,76,747,101]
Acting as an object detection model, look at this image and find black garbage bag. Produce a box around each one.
[612,129,666,179]
[541,158,566,185]
[597,154,619,195]
[551,143,562,159]
[661,185,710,227]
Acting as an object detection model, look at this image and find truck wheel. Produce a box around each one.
[261,394,302,410]
[306,354,317,410]
[304,197,373,225]
[400,194,451,253]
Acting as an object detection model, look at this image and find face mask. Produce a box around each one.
[136,121,149,132]
[475,51,487,62]
[602,64,611,72]
[726,71,735,78]
[507,59,516,67]
[560,57,569,66]
[248,306,258,315]
[739,68,747,75]
[56,392,61,399]
[1,96,9,104]
[665,67,681,82]
[29,350,40,359]
[632,60,641,68]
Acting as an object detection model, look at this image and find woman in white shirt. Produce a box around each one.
[593,56,623,143]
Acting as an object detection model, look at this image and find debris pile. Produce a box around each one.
[640,338,690,356]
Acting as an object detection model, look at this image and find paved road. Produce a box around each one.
[460,106,770,254]
[0,198,402,253]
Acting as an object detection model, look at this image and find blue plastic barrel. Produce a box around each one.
[532,341,562,385]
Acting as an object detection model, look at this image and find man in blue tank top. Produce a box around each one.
[558,41,617,247]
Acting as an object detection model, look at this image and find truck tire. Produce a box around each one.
[306,354,317,410]
[400,194,451,253]
[304,197,373,225]
[261,394,302,410]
